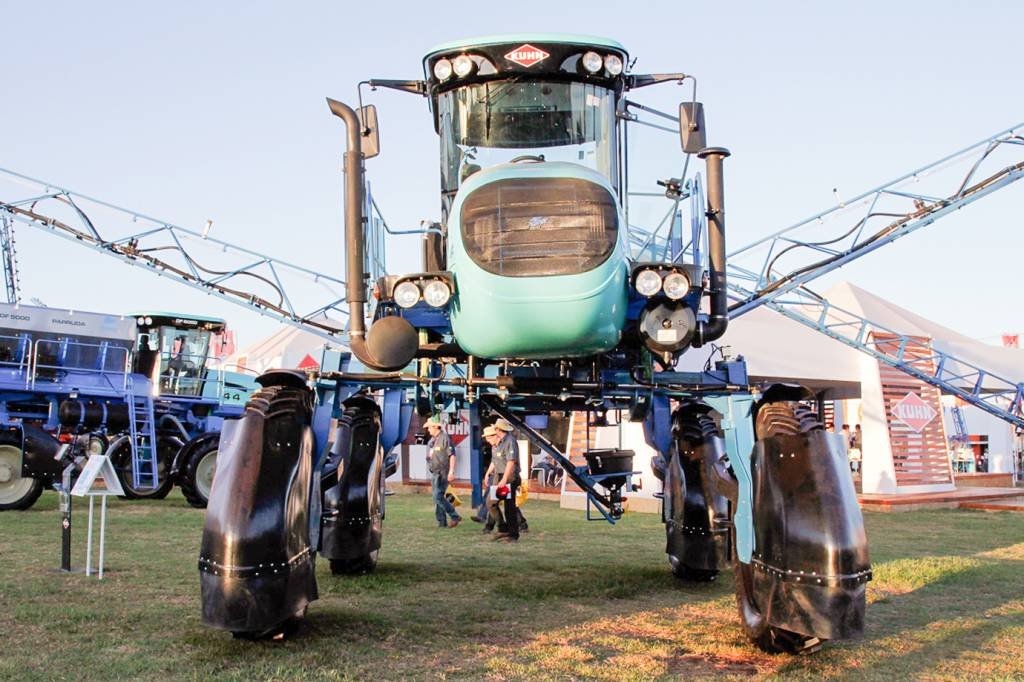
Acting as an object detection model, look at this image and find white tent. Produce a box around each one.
[680,280,1024,399]
[229,324,342,376]
[678,280,1023,492]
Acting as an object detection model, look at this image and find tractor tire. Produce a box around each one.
[178,433,220,509]
[110,434,178,500]
[320,396,385,576]
[330,549,380,576]
[735,399,825,655]
[754,401,824,439]
[0,430,43,511]
[199,373,317,637]
[665,403,730,582]
[734,559,823,655]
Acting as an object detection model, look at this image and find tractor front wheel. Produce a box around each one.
[0,431,43,511]
[178,434,220,508]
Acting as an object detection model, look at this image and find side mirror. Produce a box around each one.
[678,102,707,154]
[358,105,380,159]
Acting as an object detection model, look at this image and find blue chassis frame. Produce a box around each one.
[307,349,759,563]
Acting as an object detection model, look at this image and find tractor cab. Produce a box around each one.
[354,35,723,367]
[131,313,231,397]
[425,36,627,202]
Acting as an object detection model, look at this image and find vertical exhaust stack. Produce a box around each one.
[327,98,417,371]
[694,147,731,346]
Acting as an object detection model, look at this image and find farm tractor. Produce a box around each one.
[0,305,257,510]
[6,33,1022,654]
[194,34,869,653]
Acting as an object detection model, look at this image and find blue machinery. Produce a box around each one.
[0,35,1022,649]
[0,303,256,510]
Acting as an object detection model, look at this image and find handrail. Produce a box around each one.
[29,338,131,392]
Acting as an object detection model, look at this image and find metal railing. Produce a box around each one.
[0,332,33,376]
[29,338,131,392]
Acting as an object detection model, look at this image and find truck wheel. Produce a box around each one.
[110,435,178,500]
[178,434,220,509]
[0,431,43,511]
[734,400,824,655]
[330,549,379,575]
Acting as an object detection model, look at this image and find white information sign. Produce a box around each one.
[69,454,123,579]
[70,454,124,497]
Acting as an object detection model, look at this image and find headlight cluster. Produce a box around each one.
[633,268,690,300]
[581,51,624,76]
[434,54,476,81]
[393,278,452,309]
[136,316,153,325]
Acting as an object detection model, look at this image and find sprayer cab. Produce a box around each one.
[333,35,730,370]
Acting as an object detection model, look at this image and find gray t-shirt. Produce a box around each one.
[427,429,453,477]
[490,433,521,485]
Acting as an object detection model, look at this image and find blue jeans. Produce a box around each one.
[432,474,460,526]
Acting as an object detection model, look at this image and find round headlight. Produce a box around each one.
[635,269,662,297]
[433,58,453,81]
[452,54,474,78]
[423,280,452,308]
[581,51,603,74]
[604,54,623,76]
[144,316,153,325]
[394,281,421,308]
[137,317,145,325]
[663,272,690,300]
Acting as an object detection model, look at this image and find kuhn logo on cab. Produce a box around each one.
[505,44,549,68]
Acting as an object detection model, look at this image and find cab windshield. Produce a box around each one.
[438,80,616,192]
[158,326,211,396]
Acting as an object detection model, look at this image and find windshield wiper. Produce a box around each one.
[476,77,522,106]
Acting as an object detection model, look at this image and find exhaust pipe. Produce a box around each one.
[694,147,731,346]
[327,98,417,371]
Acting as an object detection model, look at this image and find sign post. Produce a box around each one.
[70,454,123,579]
[58,462,76,572]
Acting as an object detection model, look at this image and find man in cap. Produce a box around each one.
[472,425,498,529]
[425,416,461,528]
[482,418,524,541]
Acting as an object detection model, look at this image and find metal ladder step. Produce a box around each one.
[126,394,159,490]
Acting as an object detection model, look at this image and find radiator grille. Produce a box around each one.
[460,177,617,277]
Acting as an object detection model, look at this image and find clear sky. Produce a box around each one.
[2,0,1022,350]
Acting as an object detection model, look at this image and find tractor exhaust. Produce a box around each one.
[694,147,731,346]
[327,98,417,371]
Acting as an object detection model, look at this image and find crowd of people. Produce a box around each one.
[424,416,527,543]
[827,422,862,472]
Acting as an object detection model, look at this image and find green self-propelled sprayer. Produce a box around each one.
[195,34,870,654]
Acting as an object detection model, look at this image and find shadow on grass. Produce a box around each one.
[778,555,1024,677]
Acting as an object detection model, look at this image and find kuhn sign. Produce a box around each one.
[446,411,470,447]
[892,392,937,433]
[504,44,549,68]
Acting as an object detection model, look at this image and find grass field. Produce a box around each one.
[1,492,1022,681]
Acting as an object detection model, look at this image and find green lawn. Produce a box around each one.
[1,492,1022,680]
